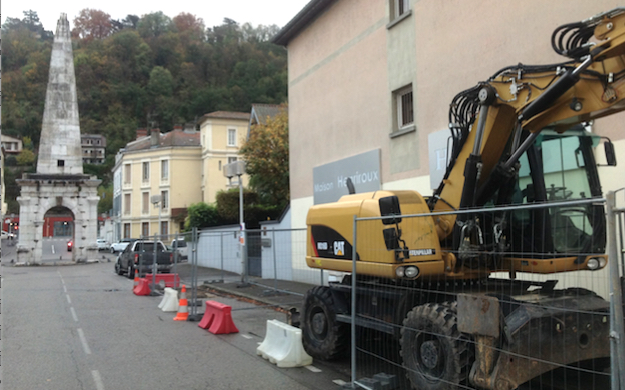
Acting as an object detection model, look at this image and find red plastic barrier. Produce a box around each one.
[198,300,239,334]
[144,273,180,288]
[133,278,151,296]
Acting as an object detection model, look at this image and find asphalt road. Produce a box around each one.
[3,260,351,390]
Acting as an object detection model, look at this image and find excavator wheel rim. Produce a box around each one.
[400,302,472,390]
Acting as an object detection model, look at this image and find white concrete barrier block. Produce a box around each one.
[257,319,313,368]
[158,287,179,312]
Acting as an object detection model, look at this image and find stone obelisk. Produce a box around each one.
[17,14,101,264]
[37,13,84,175]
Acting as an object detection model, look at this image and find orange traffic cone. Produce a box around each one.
[174,285,189,321]
[133,268,139,290]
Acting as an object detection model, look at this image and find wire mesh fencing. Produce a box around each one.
[344,197,620,390]
[162,227,322,300]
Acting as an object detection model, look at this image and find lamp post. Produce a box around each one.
[150,195,162,291]
[224,160,247,284]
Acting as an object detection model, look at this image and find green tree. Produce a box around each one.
[240,106,289,207]
[97,185,113,214]
[16,149,36,166]
[23,136,34,150]
[137,12,172,39]
[185,202,222,229]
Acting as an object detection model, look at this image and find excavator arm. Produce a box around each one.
[432,8,625,244]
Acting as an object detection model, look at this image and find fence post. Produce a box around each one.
[220,232,225,282]
[272,229,278,292]
[607,191,625,390]
[189,227,199,320]
[351,215,357,388]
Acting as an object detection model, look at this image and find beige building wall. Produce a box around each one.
[282,1,625,228]
[120,145,202,238]
[200,116,250,204]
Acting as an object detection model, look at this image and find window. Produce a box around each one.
[160,221,169,237]
[395,85,414,131]
[142,192,149,214]
[228,156,237,164]
[124,194,131,215]
[161,190,168,209]
[124,164,131,184]
[142,222,150,238]
[58,160,65,167]
[228,128,237,146]
[142,161,150,182]
[161,160,169,181]
[392,0,410,20]
[123,223,131,239]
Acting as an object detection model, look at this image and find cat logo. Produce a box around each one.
[334,241,345,256]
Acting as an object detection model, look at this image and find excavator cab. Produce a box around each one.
[503,127,610,260]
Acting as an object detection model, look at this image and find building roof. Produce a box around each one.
[272,0,336,46]
[200,111,251,123]
[1,134,22,143]
[250,104,283,126]
[124,129,200,152]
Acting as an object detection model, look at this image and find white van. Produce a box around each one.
[170,238,188,260]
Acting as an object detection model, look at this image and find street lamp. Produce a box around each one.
[150,194,162,291]
[151,194,162,239]
[224,160,247,284]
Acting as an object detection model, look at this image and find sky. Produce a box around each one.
[2,0,310,32]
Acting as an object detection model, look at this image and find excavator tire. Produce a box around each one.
[301,286,348,360]
[400,302,472,390]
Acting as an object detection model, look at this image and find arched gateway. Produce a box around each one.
[16,14,100,263]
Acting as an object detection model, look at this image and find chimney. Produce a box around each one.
[184,122,197,133]
[136,128,147,139]
[150,129,160,147]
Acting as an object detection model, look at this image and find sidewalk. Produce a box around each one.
[173,262,314,317]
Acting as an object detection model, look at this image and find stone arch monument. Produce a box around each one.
[17,14,100,263]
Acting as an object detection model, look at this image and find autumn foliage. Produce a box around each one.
[240,106,289,207]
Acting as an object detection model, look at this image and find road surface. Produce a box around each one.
[3,260,351,390]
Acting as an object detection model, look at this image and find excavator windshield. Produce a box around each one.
[508,127,606,257]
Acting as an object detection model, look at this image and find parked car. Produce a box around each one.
[1,230,15,240]
[110,238,137,254]
[115,240,173,278]
[170,238,188,260]
[67,240,73,252]
[96,238,109,251]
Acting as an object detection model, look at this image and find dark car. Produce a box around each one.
[67,240,73,251]
[115,240,173,278]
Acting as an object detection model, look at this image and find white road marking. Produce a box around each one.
[52,245,56,254]
[63,285,67,293]
[91,370,105,390]
[70,307,78,322]
[333,379,347,386]
[305,365,322,373]
[241,334,253,340]
[66,294,72,304]
[77,328,92,354]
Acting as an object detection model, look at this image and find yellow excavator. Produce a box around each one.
[301,8,624,390]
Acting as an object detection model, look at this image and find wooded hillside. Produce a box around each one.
[2,10,288,164]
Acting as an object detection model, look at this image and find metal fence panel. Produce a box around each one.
[348,199,614,390]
